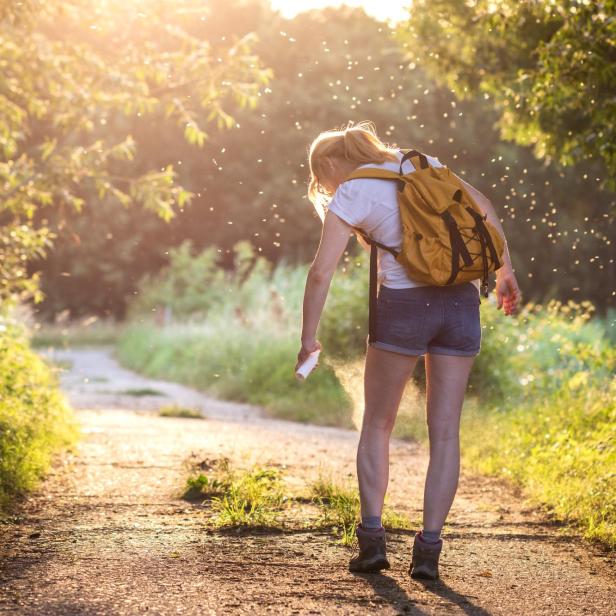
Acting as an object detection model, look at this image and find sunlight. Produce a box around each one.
[270,0,410,23]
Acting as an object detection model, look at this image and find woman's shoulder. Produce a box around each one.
[328,150,448,227]
[328,173,381,227]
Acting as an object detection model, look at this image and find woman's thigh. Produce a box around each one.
[362,345,420,431]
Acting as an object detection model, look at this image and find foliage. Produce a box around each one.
[211,467,285,527]
[128,241,227,320]
[319,251,370,358]
[117,321,353,427]
[400,0,616,185]
[34,2,615,318]
[184,459,287,528]
[0,0,270,307]
[462,379,616,547]
[464,300,616,546]
[472,297,615,402]
[0,319,78,510]
[310,475,361,545]
[117,242,353,424]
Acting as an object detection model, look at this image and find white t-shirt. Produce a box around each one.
[328,150,480,292]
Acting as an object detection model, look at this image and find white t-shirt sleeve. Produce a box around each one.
[327,179,371,227]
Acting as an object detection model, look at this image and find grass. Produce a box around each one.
[310,475,360,544]
[182,458,412,541]
[31,318,123,348]
[120,300,616,547]
[461,378,616,548]
[0,319,79,511]
[183,458,287,528]
[159,404,203,419]
[117,321,354,427]
[310,474,413,545]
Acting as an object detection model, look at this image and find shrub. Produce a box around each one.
[0,320,78,510]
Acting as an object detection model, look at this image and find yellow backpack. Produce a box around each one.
[344,149,505,340]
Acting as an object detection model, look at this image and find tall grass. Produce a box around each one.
[118,319,353,426]
[0,318,78,511]
[462,379,615,546]
[118,240,616,546]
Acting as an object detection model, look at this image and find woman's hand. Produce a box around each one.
[295,339,322,373]
[495,266,521,316]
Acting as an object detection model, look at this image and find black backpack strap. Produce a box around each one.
[466,207,502,297]
[441,211,474,285]
[466,208,500,265]
[352,227,399,258]
[352,227,399,343]
[368,243,378,343]
[400,149,429,173]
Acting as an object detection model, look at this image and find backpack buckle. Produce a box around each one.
[481,280,489,298]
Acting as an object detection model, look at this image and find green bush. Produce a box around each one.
[473,299,615,402]
[319,251,370,358]
[0,320,78,510]
[127,241,226,320]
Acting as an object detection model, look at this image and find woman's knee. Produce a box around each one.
[362,407,397,433]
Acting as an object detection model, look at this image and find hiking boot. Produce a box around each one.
[348,524,390,573]
[409,531,443,580]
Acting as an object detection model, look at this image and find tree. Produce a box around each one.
[0,0,270,306]
[29,3,616,316]
[399,0,616,185]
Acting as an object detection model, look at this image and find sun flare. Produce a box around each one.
[270,0,410,23]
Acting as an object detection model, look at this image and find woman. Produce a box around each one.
[295,121,521,579]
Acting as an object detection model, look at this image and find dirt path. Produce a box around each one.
[0,348,613,615]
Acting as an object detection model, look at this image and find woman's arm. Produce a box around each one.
[296,210,353,369]
[455,174,521,315]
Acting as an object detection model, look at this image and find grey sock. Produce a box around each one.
[421,528,441,543]
[361,515,382,530]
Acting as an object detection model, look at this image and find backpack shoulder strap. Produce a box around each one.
[399,149,429,171]
[343,168,401,182]
[344,148,431,183]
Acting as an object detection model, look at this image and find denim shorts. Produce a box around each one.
[370,282,482,357]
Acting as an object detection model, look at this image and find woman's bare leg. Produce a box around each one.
[357,346,419,520]
[422,353,475,533]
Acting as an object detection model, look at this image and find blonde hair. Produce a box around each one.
[307,120,398,219]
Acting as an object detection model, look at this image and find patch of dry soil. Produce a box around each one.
[0,348,613,615]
